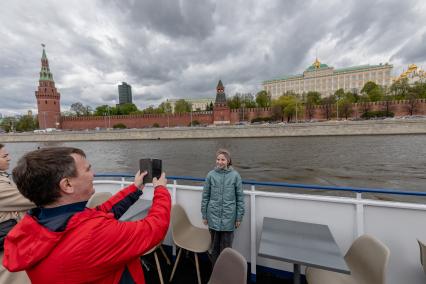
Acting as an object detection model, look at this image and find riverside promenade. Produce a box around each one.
[1,119,426,142]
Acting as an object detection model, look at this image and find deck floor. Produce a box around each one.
[141,247,307,284]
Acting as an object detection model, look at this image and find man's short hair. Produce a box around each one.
[0,143,4,150]
[12,147,86,207]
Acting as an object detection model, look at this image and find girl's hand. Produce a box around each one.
[235,221,241,228]
[203,219,208,225]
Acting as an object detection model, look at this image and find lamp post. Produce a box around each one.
[167,110,170,128]
[241,93,246,122]
[107,106,111,129]
[336,97,341,121]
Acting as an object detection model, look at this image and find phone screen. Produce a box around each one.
[152,159,162,179]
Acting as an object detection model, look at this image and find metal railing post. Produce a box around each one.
[356,192,364,237]
[172,179,177,257]
[121,177,125,190]
[250,185,257,283]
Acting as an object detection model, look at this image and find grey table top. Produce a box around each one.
[119,198,152,221]
[258,217,350,274]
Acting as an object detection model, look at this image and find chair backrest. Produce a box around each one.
[417,239,426,273]
[171,204,192,241]
[86,192,112,208]
[208,248,247,284]
[345,234,390,284]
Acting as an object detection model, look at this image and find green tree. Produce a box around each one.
[390,78,410,99]
[361,81,383,102]
[406,91,419,116]
[339,97,353,119]
[242,93,256,108]
[116,103,138,115]
[70,102,87,116]
[206,101,214,111]
[361,81,378,95]
[95,105,110,116]
[358,95,371,116]
[142,105,158,114]
[227,94,241,109]
[0,117,17,132]
[305,91,322,120]
[411,82,426,99]
[334,88,345,100]
[174,99,192,113]
[272,95,300,122]
[255,90,271,107]
[322,95,336,120]
[158,101,172,114]
[16,115,38,131]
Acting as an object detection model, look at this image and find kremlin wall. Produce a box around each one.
[35,47,426,131]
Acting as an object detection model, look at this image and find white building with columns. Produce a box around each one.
[263,58,393,98]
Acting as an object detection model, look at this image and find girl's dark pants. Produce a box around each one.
[209,229,234,265]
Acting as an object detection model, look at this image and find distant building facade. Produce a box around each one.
[263,59,393,98]
[167,98,214,113]
[118,82,132,104]
[35,45,61,129]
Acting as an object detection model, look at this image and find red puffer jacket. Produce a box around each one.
[3,184,171,284]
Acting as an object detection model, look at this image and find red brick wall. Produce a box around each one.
[61,100,426,130]
[61,112,213,130]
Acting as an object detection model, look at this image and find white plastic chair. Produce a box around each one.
[208,247,247,284]
[306,234,390,284]
[417,239,426,274]
[169,204,211,284]
[86,192,112,208]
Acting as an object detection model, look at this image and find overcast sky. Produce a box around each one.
[0,0,425,116]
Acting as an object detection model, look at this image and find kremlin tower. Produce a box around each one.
[213,80,230,124]
[35,44,61,129]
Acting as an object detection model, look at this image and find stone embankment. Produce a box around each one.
[1,119,425,143]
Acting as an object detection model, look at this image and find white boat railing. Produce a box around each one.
[94,174,426,284]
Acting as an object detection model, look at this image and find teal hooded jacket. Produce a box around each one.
[201,167,245,231]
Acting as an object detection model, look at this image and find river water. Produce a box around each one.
[4,135,426,200]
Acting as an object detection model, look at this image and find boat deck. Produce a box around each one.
[142,247,306,284]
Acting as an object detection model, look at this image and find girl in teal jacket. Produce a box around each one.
[201,149,245,264]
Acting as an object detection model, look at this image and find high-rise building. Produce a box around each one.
[263,58,393,98]
[118,82,132,104]
[35,44,61,129]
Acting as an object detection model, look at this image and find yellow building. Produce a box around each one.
[394,64,425,84]
[263,58,393,98]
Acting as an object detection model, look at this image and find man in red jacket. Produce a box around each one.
[3,147,171,284]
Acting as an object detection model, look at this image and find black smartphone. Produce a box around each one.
[139,158,162,184]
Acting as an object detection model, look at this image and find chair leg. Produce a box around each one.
[169,247,182,282]
[159,245,171,265]
[154,251,164,284]
[194,252,201,284]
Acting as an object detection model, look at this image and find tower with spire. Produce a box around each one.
[35,44,61,129]
[213,80,230,124]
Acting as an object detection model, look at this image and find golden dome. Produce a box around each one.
[408,64,417,70]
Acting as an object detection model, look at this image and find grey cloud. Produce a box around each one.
[110,0,216,40]
[390,31,426,63]
[0,0,425,116]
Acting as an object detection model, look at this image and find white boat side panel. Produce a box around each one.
[364,206,426,284]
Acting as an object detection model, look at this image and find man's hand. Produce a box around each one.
[153,172,167,188]
[235,221,241,228]
[134,170,147,189]
[203,219,208,225]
